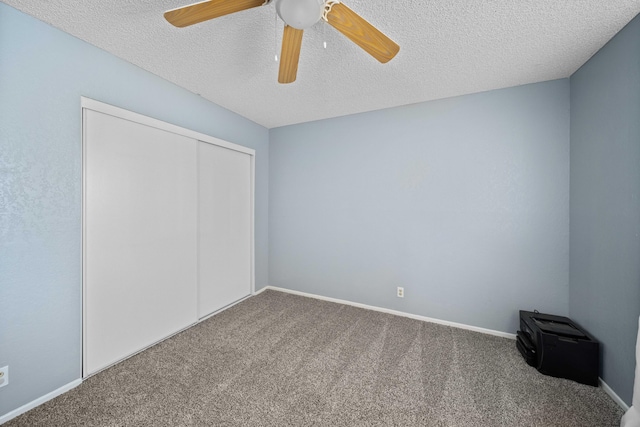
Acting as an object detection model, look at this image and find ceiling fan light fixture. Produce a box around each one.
[275,0,324,30]
[164,0,399,84]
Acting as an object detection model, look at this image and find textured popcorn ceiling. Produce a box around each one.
[4,0,640,128]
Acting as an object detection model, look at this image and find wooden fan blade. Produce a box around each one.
[278,25,304,84]
[325,3,399,63]
[164,0,266,28]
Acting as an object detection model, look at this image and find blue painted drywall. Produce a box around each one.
[269,79,570,334]
[0,3,268,418]
[569,13,640,406]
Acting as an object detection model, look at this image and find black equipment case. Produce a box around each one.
[517,310,599,386]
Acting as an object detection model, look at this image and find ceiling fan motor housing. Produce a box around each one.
[275,0,325,29]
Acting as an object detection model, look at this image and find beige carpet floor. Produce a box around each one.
[6,290,623,426]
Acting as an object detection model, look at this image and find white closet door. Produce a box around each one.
[84,110,197,376]
[198,141,252,318]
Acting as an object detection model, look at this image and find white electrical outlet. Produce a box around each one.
[0,366,8,388]
[397,287,404,298]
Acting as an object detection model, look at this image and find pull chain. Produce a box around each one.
[274,11,279,62]
[323,20,327,49]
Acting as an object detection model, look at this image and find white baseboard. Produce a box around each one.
[252,286,270,296]
[0,379,82,425]
[258,286,517,340]
[600,378,630,412]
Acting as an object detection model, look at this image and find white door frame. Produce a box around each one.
[81,97,255,378]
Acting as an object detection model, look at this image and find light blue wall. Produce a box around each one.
[569,13,640,406]
[269,79,570,334]
[5,0,637,416]
[0,3,268,418]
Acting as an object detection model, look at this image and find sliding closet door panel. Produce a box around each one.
[84,110,197,375]
[198,142,252,318]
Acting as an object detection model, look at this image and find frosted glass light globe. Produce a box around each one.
[276,0,324,30]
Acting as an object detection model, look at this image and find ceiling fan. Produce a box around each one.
[164,0,400,84]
